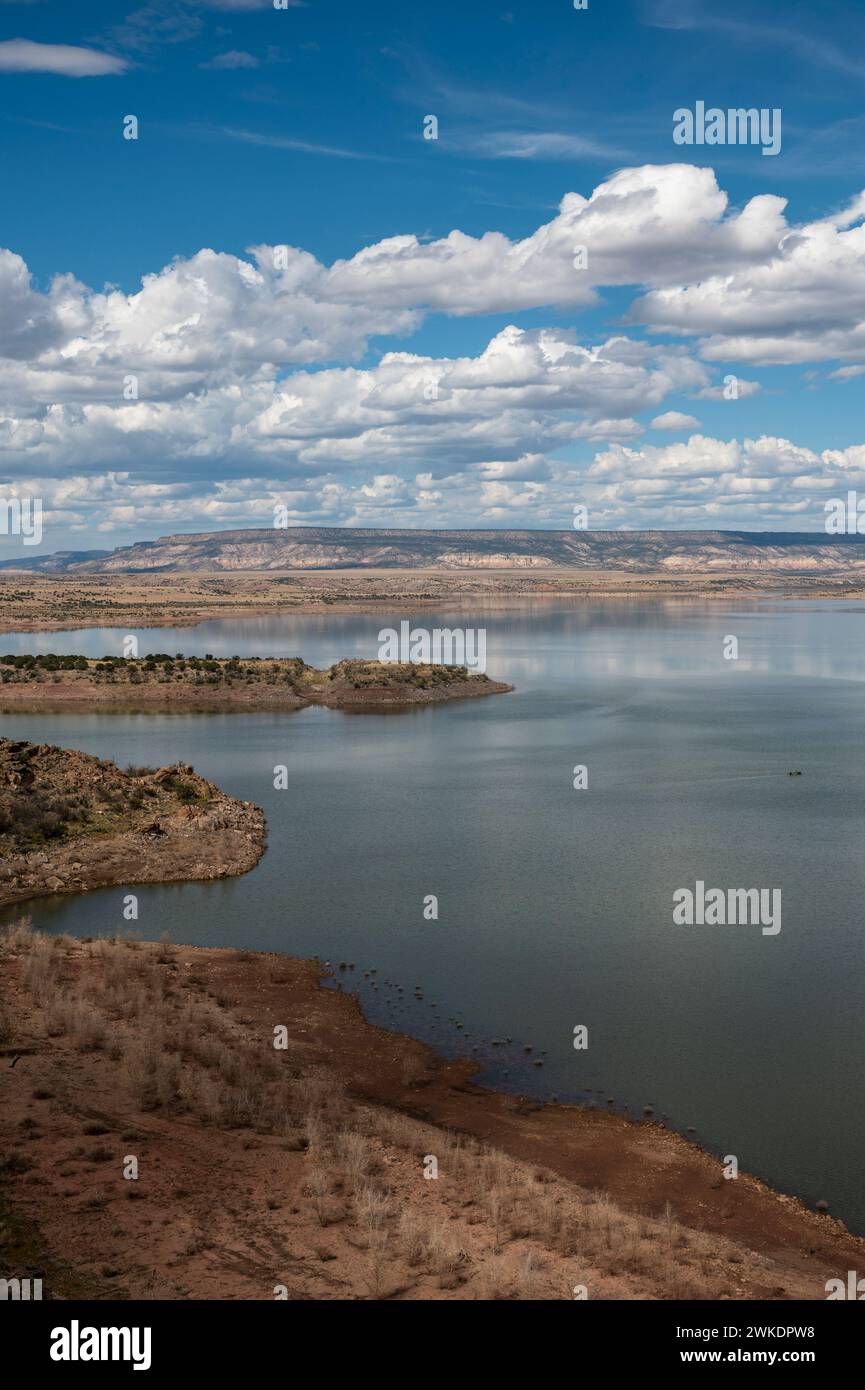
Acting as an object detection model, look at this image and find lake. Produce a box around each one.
[2,598,864,1231]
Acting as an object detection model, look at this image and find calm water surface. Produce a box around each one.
[2,600,864,1230]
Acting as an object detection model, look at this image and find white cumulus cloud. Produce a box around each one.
[0,39,127,76]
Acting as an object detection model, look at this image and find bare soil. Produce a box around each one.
[1,930,861,1302]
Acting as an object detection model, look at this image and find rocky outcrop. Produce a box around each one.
[0,740,266,910]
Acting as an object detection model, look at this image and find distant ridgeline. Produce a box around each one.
[4,527,865,574]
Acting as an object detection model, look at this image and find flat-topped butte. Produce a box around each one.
[0,653,512,711]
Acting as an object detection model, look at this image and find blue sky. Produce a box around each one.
[1,0,865,553]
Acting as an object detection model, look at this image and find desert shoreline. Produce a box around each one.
[2,729,861,1300]
[1,734,860,1297]
[1,926,862,1300]
[3,789,860,1296]
[4,568,865,639]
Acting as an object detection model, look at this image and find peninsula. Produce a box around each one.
[0,739,266,911]
[0,654,512,713]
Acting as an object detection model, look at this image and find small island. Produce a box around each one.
[0,653,512,712]
[0,738,266,911]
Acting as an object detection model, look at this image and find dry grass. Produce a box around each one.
[0,918,771,1300]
